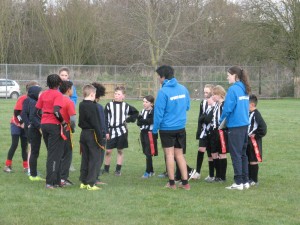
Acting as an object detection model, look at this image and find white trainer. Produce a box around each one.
[204,175,215,183]
[188,169,197,181]
[192,172,201,180]
[226,183,244,190]
[243,182,250,190]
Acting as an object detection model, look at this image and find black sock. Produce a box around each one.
[219,158,227,180]
[208,161,214,177]
[169,180,175,185]
[248,164,252,181]
[213,158,220,178]
[104,165,110,172]
[181,180,188,185]
[116,164,122,172]
[196,151,204,173]
[146,155,153,173]
[250,164,259,182]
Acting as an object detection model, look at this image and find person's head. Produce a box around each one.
[92,82,106,102]
[212,85,226,103]
[204,84,214,99]
[156,65,174,84]
[60,80,73,96]
[25,80,39,92]
[114,86,125,102]
[227,66,251,94]
[82,84,96,101]
[207,95,215,106]
[249,94,258,112]
[58,67,70,81]
[47,74,62,89]
[142,95,155,110]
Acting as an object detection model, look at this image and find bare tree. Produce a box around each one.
[246,0,300,97]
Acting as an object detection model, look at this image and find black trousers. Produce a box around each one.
[7,135,28,162]
[29,127,42,176]
[42,124,65,186]
[80,130,101,186]
[60,131,73,180]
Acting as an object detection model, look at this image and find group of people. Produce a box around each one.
[3,65,267,191]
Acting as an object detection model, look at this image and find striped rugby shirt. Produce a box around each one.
[104,101,138,139]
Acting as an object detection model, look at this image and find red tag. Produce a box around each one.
[250,136,262,162]
[219,129,227,154]
[60,124,67,141]
[148,132,155,156]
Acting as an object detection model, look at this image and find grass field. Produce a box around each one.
[0,98,299,225]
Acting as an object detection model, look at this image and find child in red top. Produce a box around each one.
[4,81,39,173]
[59,81,76,186]
[35,74,65,189]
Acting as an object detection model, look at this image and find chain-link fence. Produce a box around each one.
[0,64,294,99]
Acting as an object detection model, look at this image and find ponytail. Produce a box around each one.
[228,66,251,94]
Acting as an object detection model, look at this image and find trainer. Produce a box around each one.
[152,65,191,190]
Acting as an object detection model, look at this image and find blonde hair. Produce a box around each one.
[82,84,96,98]
[213,85,226,99]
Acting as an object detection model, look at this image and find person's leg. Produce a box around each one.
[5,135,19,168]
[86,135,101,186]
[165,147,175,182]
[196,147,205,173]
[174,148,188,181]
[20,131,28,169]
[241,129,249,184]
[104,149,112,172]
[61,131,72,181]
[29,128,42,177]
[115,149,123,173]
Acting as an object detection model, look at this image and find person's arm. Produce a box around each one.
[30,103,41,129]
[125,104,139,123]
[220,88,236,123]
[254,111,267,138]
[70,85,77,106]
[14,110,23,124]
[152,91,166,134]
[70,115,76,133]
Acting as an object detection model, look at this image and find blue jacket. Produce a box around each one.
[153,78,190,134]
[220,81,249,128]
[70,85,77,106]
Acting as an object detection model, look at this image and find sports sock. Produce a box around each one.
[208,160,214,177]
[196,151,204,173]
[219,158,227,180]
[116,164,122,171]
[250,164,259,182]
[213,158,220,178]
[169,180,175,185]
[5,160,12,167]
[146,155,153,173]
[104,165,110,172]
[23,161,28,169]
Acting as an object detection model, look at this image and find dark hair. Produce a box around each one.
[249,94,258,106]
[92,82,106,99]
[60,80,73,94]
[143,95,155,104]
[156,65,174,80]
[115,86,125,94]
[58,67,70,75]
[47,74,62,89]
[228,66,251,94]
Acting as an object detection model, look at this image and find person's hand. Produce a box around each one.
[152,133,158,139]
[106,133,110,140]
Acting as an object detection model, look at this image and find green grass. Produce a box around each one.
[0,98,299,225]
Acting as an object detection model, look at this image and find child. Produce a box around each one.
[210,85,227,182]
[3,81,38,173]
[27,85,44,181]
[137,95,158,178]
[78,84,104,191]
[59,67,77,172]
[247,94,267,186]
[35,74,65,189]
[195,84,214,180]
[103,86,138,176]
[59,81,76,186]
[91,82,107,185]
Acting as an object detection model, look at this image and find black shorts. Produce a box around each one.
[106,133,128,149]
[246,141,262,162]
[199,137,208,147]
[140,131,158,156]
[210,129,228,154]
[159,129,186,152]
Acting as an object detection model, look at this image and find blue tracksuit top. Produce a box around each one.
[220,81,249,128]
[152,78,190,134]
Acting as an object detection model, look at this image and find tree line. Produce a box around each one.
[1,0,300,96]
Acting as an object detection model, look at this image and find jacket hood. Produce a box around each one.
[28,86,42,101]
[162,78,178,87]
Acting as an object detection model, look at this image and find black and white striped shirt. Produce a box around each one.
[137,109,153,131]
[104,101,138,139]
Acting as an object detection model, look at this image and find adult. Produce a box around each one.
[219,66,251,190]
[152,65,191,190]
